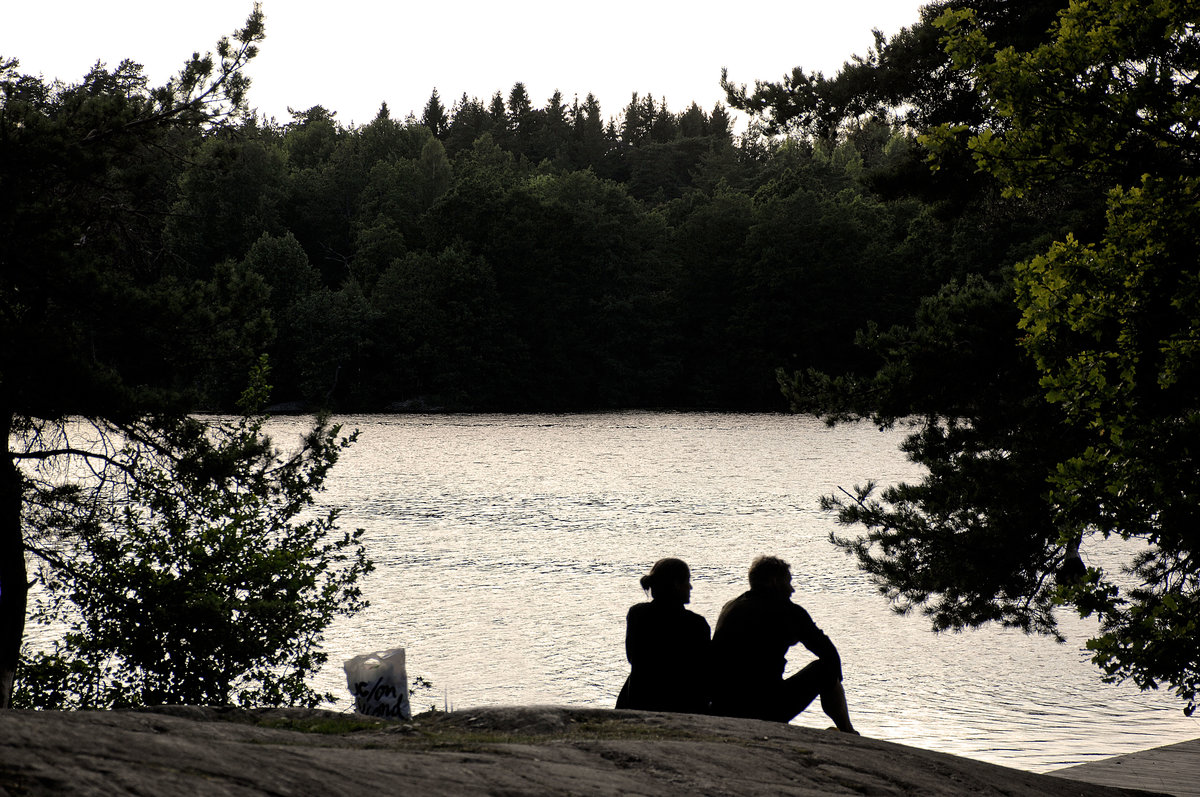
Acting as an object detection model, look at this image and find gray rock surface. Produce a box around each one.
[0,705,1162,796]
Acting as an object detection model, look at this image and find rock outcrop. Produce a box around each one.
[0,705,1159,796]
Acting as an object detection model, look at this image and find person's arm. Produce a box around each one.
[694,615,713,711]
[792,605,843,681]
[625,604,649,666]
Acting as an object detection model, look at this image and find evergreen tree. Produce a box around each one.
[283,105,340,169]
[487,90,508,145]
[721,0,1068,137]
[0,10,278,708]
[420,88,449,138]
[679,102,707,138]
[621,92,648,145]
[506,81,533,126]
[785,0,1200,717]
[444,93,493,155]
[709,103,733,147]
[505,82,535,154]
[931,0,1200,714]
[18,369,371,708]
[650,98,679,143]
[570,92,609,170]
[358,102,405,164]
[533,89,571,164]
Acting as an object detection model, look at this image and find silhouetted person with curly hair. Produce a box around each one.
[616,557,710,714]
[711,555,856,733]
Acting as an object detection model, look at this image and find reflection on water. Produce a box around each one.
[271,412,1196,773]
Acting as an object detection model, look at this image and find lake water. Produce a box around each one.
[279,412,1197,772]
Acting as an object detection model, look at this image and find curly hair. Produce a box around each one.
[747,555,790,591]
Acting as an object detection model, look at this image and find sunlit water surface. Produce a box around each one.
[275,413,1195,771]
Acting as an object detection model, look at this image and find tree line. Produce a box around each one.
[8,53,1058,415]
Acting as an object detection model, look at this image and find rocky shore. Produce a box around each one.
[0,705,1164,796]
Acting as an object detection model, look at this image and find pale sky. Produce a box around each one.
[6,1,929,127]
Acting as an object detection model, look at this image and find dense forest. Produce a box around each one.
[173,89,1093,412]
[5,59,1075,414]
[187,93,982,412]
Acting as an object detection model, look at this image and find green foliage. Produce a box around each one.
[287,281,380,406]
[935,0,1200,193]
[372,246,508,408]
[759,0,1198,718]
[421,89,449,139]
[721,0,1068,137]
[793,277,1079,637]
[1,9,268,708]
[165,132,288,275]
[925,0,1200,713]
[182,258,276,408]
[9,30,953,414]
[242,231,323,315]
[17,362,371,709]
[1013,175,1200,714]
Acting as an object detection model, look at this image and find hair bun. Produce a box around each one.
[639,557,689,594]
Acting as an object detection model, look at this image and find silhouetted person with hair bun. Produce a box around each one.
[615,557,711,714]
[711,555,857,733]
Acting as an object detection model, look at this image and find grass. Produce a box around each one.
[254,715,394,734]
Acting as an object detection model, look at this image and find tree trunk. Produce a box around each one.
[0,412,26,709]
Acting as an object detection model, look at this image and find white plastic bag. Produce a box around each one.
[344,647,412,719]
